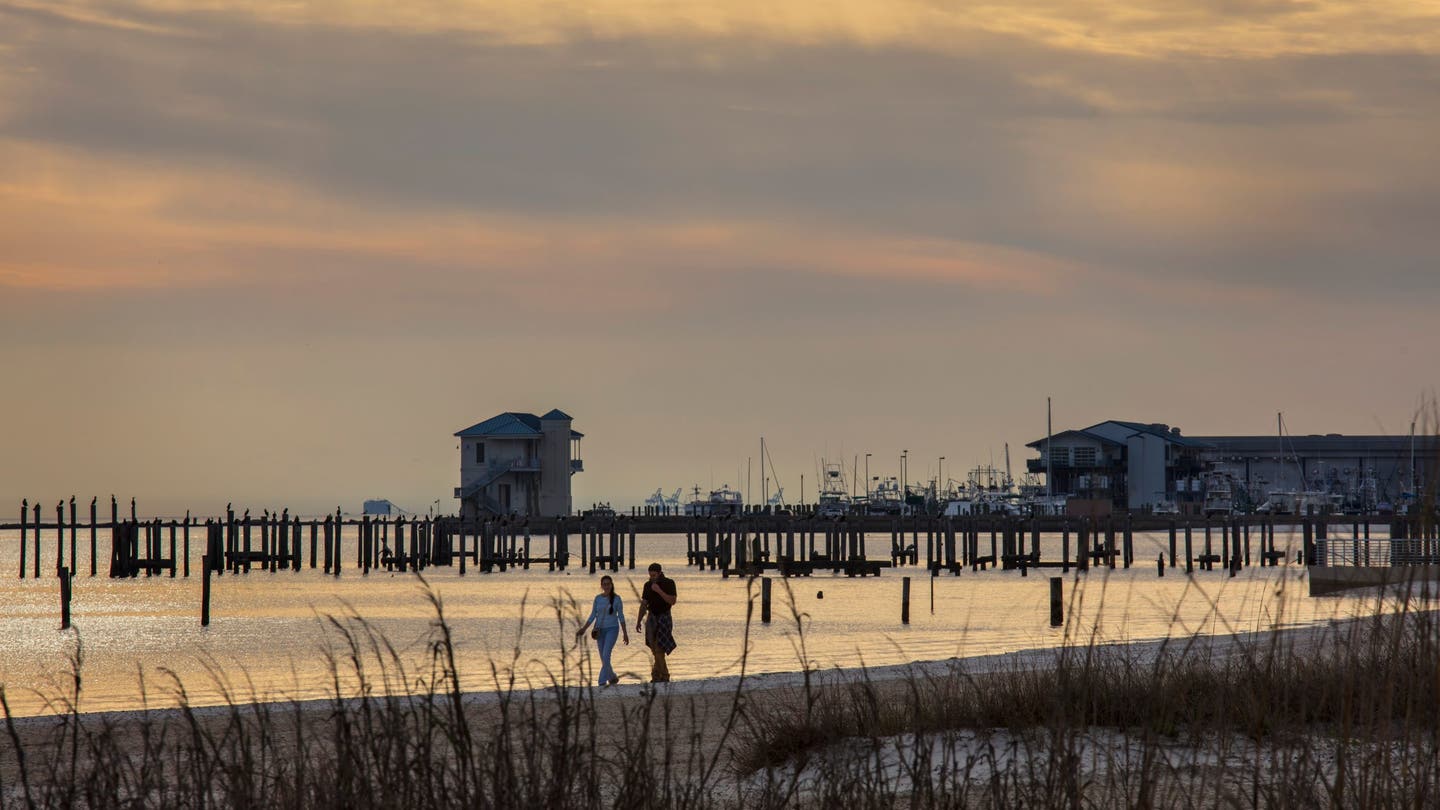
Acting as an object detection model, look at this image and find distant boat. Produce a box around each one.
[816,461,851,518]
[1202,472,1236,516]
[865,476,907,516]
[684,485,743,517]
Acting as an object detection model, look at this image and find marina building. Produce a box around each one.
[1026,421,1210,516]
[453,410,584,518]
[1028,420,1437,515]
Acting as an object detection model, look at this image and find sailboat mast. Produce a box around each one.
[761,437,767,505]
[1046,397,1053,500]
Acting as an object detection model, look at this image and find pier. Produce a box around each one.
[8,497,1433,584]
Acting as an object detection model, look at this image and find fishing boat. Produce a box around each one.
[865,476,907,515]
[816,462,852,518]
[1202,472,1236,516]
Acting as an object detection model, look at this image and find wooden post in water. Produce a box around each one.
[33,501,41,579]
[69,497,77,579]
[1123,515,1132,568]
[183,513,191,577]
[1157,552,1164,577]
[201,554,211,627]
[334,509,343,577]
[1203,520,1213,571]
[1107,519,1116,570]
[1062,521,1070,574]
[169,520,176,578]
[20,499,27,579]
[901,576,911,625]
[629,523,637,570]
[1185,522,1194,574]
[56,501,65,576]
[242,512,252,573]
[1050,577,1063,627]
[90,498,98,577]
[60,566,71,630]
[310,521,318,569]
[761,576,772,624]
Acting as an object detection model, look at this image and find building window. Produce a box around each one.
[1074,447,1097,467]
[475,442,485,464]
[1048,447,1069,467]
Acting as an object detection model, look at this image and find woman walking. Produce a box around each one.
[575,574,629,686]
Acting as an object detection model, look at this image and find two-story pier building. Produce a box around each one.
[454,410,584,518]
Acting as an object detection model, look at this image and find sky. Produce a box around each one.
[2,0,1438,516]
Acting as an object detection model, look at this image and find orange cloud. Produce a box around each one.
[0,139,1078,305]
[53,0,1440,57]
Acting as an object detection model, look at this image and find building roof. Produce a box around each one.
[541,408,573,421]
[455,412,583,439]
[1106,421,1212,448]
[1025,428,1125,449]
[1026,420,1213,449]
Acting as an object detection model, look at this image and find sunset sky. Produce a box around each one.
[2,1,1437,515]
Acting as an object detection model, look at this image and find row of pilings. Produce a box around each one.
[7,498,647,579]
[8,498,1436,582]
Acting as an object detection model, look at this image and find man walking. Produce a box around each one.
[635,562,678,683]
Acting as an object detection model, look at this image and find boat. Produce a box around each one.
[816,462,852,518]
[865,476,908,515]
[1202,472,1236,516]
[942,465,1022,516]
[684,485,743,517]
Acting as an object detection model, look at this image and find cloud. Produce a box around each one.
[2,0,1438,309]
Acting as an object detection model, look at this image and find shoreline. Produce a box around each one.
[5,607,1391,730]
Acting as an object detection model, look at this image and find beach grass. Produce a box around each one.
[1,574,1438,808]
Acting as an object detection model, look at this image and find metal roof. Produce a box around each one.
[541,408,573,421]
[1107,421,1213,448]
[1026,420,1213,449]
[455,412,583,439]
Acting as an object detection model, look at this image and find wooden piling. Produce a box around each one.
[1185,522,1194,574]
[33,501,40,579]
[1050,577,1063,627]
[761,576,772,623]
[901,576,911,625]
[1062,522,1070,574]
[56,501,65,576]
[335,509,343,576]
[19,499,27,579]
[60,566,71,629]
[69,496,77,580]
[201,554,211,626]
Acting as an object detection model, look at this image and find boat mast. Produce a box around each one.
[1410,420,1417,496]
[1046,397,1053,500]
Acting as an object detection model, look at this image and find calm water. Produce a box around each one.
[0,525,1402,717]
